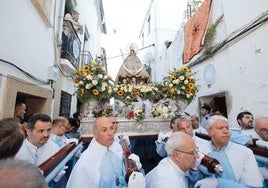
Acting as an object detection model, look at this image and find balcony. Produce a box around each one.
[61,20,81,69]
[80,50,93,68]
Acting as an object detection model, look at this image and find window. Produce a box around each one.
[59,91,71,117]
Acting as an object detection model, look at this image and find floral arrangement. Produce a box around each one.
[92,104,113,118]
[112,83,159,105]
[133,104,146,122]
[73,60,114,104]
[152,101,173,119]
[156,66,198,104]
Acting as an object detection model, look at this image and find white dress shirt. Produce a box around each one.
[145,157,188,188]
[16,138,59,166]
[66,138,124,188]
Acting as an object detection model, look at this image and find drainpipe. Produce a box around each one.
[57,0,66,47]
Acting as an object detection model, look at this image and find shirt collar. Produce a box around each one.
[210,141,230,151]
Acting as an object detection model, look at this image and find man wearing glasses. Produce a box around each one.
[195,115,263,188]
[253,117,268,185]
[254,117,268,142]
[146,132,199,188]
[155,115,208,160]
[50,116,78,149]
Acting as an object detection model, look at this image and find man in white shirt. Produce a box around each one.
[199,104,211,129]
[50,116,78,149]
[195,115,264,188]
[16,113,59,165]
[252,117,268,141]
[191,115,207,134]
[66,117,145,188]
[146,132,199,188]
[155,115,181,157]
[230,111,268,149]
[156,115,209,158]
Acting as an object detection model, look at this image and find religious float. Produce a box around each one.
[73,44,198,138]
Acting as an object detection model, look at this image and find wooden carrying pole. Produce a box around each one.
[120,137,139,183]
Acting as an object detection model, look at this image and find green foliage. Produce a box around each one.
[156,66,198,104]
[204,15,224,55]
[73,60,114,104]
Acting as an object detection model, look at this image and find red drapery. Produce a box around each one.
[183,0,212,63]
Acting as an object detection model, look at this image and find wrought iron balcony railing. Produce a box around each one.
[61,20,82,69]
[79,50,93,68]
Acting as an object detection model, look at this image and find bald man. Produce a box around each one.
[67,117,144,188]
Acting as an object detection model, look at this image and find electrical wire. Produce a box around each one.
[0,58,50,85]
[106,43,155,60]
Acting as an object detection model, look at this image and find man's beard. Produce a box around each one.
[243,124,253,130]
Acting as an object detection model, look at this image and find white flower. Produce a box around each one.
[179,76,185,80]
[113,87,118,92]
[186,94,191,98]
[169,83,173,87]
[181,86,186,90]
[184,80,189,84]
[79,80,84,85]
[92,80,98,86]
[173,79,179,84]
[108,87,112,93]
[86,75,93,80]
[85,84,91,89]
[101,82,107,92]
[98,74,103,79]
[177,90,181,95]
[162,106,169,113]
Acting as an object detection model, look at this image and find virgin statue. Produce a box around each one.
[115,44,150,84]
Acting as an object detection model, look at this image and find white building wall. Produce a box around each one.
[77,0,103,58]
[0,0,104,118]
[138,0,188,83]
[0,0,55,81]
[0,0,55,115]
[163,0,268,127]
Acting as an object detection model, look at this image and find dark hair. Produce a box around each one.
[73,112,81,119]
[0,118,24,159]
[27,113,51,131]
[169,115,189,129]
[68,118,79,128]
[236,111,253,123]
[201,103,211,112]
[170,115,179,129]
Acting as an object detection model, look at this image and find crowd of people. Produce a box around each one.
[0,100,268,188]
[0,102,84,187]
[154,104,268,188]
